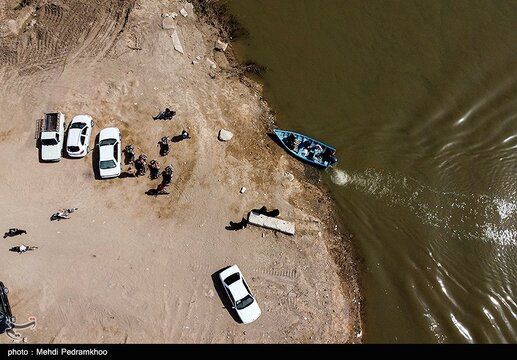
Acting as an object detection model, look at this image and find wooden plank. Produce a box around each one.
[247,211,295,235]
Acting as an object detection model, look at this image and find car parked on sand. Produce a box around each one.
[219,265,261,324]
[98,127,122,179]
[66,115,94,158]
[40,112,65,162]
[0,282,15,334]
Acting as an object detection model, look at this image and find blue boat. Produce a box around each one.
[273,129,337,169]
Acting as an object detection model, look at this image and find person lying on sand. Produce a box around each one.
[252,206,280,218]
[153,108,176,120]
[50,208,78,221]
[9,245,38,254]
[3,228,27,238]
[225,207,281,231]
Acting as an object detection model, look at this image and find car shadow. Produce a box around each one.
[211,267,242,324]
[91,133,101,180]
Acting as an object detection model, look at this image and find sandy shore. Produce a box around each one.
[0,0,361,343]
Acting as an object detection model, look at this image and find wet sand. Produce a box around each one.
[0,0,361,343]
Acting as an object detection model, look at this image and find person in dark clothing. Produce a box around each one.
[322,148,337,165]
[3,229,27,239]
[162,165,173,186]
[226,218,248,231]
[134,154,148,176]
[158,137,170,156]
[252,206,280,218]
[153,108,176,120]
[149,160,160,180]
[181,130,190,140]
[284,133,296,150]
[124,144,135,164]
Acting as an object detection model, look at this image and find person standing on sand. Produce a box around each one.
[3,228,27,238]
[180,130,190,140]
[158,137,170,156]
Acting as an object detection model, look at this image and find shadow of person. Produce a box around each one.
[119,171,136,179]
[170,135,184,143]
[145,189,158,196]
[211,268,242,324]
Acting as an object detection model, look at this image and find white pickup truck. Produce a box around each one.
[40,112,65,162]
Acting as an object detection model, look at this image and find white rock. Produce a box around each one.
[171,30,184,54]
[180,8,188,17]
[171,12,178,19]
[215,39,228,52]
[162,17,175,29]
[284,172,295,181]
[218,129,233,141]
[206,58,217,69]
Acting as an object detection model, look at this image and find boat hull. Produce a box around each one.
[273,129,337,169]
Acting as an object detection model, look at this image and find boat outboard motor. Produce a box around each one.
[149,160,160,180]
[159,137,170,156]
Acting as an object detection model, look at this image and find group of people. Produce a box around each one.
[5,207,80,255]
[284,133,336,166]
[123,129,190,196]
[3,228,35,254]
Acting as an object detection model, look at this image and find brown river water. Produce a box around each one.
[226,0,517,343]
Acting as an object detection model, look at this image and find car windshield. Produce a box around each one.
[41,138,58,146]
[99,138,117,146]
[224,273,240,286]
[68,146,80,152]
[100,160,116,169]
[70,122,86,129]
[235,295,254,310]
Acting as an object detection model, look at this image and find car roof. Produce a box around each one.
[99,143,116,161]
[228,279,249,301]
[67,128,83,146]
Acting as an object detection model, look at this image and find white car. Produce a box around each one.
[66,115,94,158]
[40,112,65,162]
[219,265,261,324]
[98,127,122,179]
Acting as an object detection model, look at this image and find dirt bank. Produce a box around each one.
[0,0,361,343]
